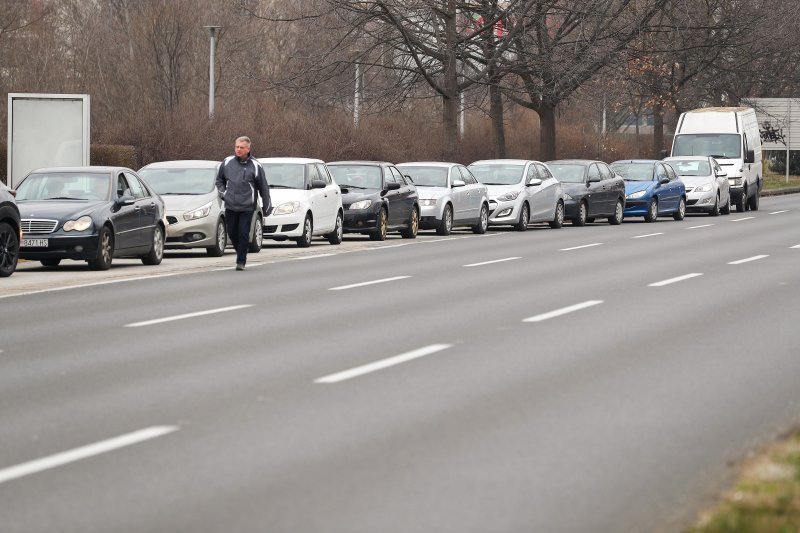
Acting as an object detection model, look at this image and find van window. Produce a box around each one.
[672,134,741,159]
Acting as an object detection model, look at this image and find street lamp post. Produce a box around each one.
[204,25,221,119]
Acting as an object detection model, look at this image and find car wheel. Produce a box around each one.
[737,187,748,212]
[673,197,686,221]
[436,204,453,236]
[0,221,19,278]
[326,211,343,245]
[142,224,165,265]
[88,226,114,270]
[472,204,489,234]
[369,208,388,241]
[748,188,760,211]
[549,200,564,229]
[297,214,313,247]
[206,218,226,256]
[248,214,263,252]
[41,258,61,267]
[608,199,623,225]
[514,202,530,231]
[400,206,419,239]
[572,201,587,226]
[644,198,658,222]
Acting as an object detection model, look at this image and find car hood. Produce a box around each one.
[677,176,714,188]
[415,186,450,200]
[484,183,523,198]
[341,189,381,204]
[161,192,217,212]
[267,188,312,205]
[623,181,654,194]
[17,200,106,220]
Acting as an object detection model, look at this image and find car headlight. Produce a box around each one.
[63,215,93,232]
[497,190,521,201]
[350,199,372,210]
[729,177,743,186]
[695,183,713,193]
[419,199,437,206]
[562,193,573,200]
[626,190,647,199]
[273,201,300,215]
[183,201,213,221]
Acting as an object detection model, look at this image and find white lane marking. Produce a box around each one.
[315,344,453,383]
[770,210,789,215]
[731,217,755,222]
[125,305,254,328]
[329,276,411,291]
[631,233,664,239]
[464,257,521,267]
[648,273,703,287]
[523,300,604,323]
[0,426,178,485]
[728,255,769,265]
[560,243,603,251]
[792,245,800,249]
[372,243,414,249]
[686,224,714,230]
[424,237,461,243]
[291,253,335,260]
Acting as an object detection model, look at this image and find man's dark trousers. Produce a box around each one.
[226,209,253,265]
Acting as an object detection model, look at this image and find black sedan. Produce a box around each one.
[327,161,419,240]
[15,167,166,270]
[0,181,21,277]
[546,159,627,226]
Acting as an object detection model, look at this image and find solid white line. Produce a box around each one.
[125,305,253,328]
[424,237,461,243]
[464,257,521,267]
[291,253,335,260]
[686,224,714,230]
[315,344,453,383]
[560,243,603,251]
[770,210,789,215]
[0,426,178,484]
[648,273,703,287]
[523,300,604,323]
[731,217,755,222]
[329,276,411,291]
[631,232,664,239]
[728,255,769,265]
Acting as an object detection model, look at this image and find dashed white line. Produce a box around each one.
[560,243,604,251]
[631,233,664,239]
[315,344,453,383]
[792,245,800,249]
[648,273,703,287]
[329,276,411,291]
[291,253,335,260]
[125,305,253,327]
[0,426,178,485]
[424,237,462,243]
[731,217,755,222]
[686,224,714,230]
[464,257,521,267]
[523,300,604,323]
[770,210,789,215]
[728,255,769,265]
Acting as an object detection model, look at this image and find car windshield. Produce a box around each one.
[547,164,586,183]
[672,134,742,159]
[15,172,110,201]
[468,164,525,185]
[398,166,448,187]
[667,160,711,176]
[138,168,216,194]
[611,163,654,181]
[328,165,382,189]
[262,164,306,189]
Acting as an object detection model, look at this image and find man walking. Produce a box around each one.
[215,136,270,270]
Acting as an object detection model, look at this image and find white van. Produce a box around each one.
[670,107,762,212]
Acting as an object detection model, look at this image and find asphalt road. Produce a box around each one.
[1,194,799,532]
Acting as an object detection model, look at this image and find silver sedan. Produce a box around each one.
[663,156,731,216]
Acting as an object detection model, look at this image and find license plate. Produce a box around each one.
[21,238,48,248]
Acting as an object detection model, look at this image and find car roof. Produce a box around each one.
[469,159,539,165]
[327,160,391,166]
[546,159,599,165]
[29,166,130,174]
[258,157,324,165]
[396,161,459,168]
[611,160,660,164]
[663,156,711,161]
[139,160,219,169]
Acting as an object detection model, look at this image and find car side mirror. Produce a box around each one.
[716,171,727,178]
[744,150,755,164]
[588,175,601,184]
[385,182,401,191]
[116,194,135,206]
[659,177,670,185]
[311,179,327,189]
[339,185,349,194]
[452,179,466,188]
[527,178,542,187]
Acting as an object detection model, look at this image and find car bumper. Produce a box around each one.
[623,200,650,216]
[165,215,218,248]
[263,212,304,238]
[686,191,716,212]
[343,209,379,233]
[419,204,440,229]
[563,199,580,218]
[487,199,521,225]
[19,234,100,260]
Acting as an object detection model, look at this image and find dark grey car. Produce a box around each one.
[0,181,21,277]
[546,159,627,226]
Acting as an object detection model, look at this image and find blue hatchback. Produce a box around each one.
[610,160,686,222]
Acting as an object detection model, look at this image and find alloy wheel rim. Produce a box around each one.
[154,228,164,259]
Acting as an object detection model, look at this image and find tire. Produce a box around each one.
[748,189,760,211]
[326,211,343,245]
[41,259,61,267]
[436,204,453,235]
[673,197,686,221]
[400,206,419,239]
[572,201,587,226]
[142,224,165,265]
[296,214,313,247]
[369,208,388,241]
[472,204,489,234]
[736,187,748,212]
[514,202,530,231]
[608,199,623,225]
[710,194,720,217]
[88,226,114,270]
[721,195,731,215]
[0,221,19,277]
[549,200,564,229]
[644,198,658,222]
[248,215,263,252]
[206,218,227,256]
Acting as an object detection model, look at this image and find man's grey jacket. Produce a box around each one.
[215,154,271,213]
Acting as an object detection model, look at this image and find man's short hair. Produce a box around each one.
[236,136,251,145]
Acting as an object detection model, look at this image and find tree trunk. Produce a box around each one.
[442,93,458,160]
[441,0,459,160]
[653,102,665,158]
[539,103,557,161]
[489,82,506,158]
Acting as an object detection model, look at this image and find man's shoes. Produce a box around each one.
[235,262,245,271]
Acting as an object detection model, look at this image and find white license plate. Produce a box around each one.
[21,238,48,248]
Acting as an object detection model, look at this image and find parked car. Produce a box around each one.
[257,157,343,246]
[14,166,166,269]
[662,156,731,216]
[327,161,419,241]
[546,159,626,226]
[610,160,686,222]
[396,162,489,235]
[467,159,564,230]
[0,181,21,277]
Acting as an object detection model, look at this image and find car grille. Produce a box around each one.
[166,216,179,225]
[687,199,699,205]
[263,225,278,234]
[21,219,58,234]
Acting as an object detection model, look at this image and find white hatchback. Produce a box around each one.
[258,157,344,246]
